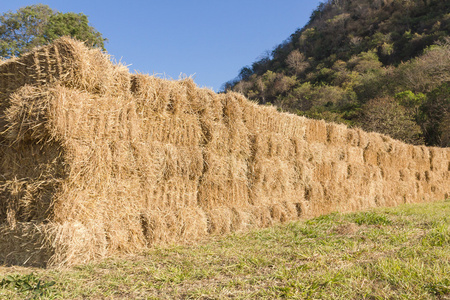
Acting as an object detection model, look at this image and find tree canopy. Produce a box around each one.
[225,0,450,147]
[0,4,106,58]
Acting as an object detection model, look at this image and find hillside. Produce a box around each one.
[225,0,450,147]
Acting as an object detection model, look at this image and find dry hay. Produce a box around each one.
[0,37,449,267]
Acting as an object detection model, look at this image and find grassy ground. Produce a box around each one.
[0,200,449,299]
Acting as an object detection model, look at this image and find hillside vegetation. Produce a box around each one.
[225,0,450,147]
[1,200,449,299]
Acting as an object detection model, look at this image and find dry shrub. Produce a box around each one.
[0,37,449,267]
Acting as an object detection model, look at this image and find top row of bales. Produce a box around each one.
[0,37,449,267]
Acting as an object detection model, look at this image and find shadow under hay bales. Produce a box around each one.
[0,37,449,267]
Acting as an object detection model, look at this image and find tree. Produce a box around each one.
[238,66,253,81]
[286,50,309,75]
[357,97,424,145]
[0,4,106,58]
[44,12,105,50]
[399,39,450,93]
[225,0,450,146]
[419,83,450,146]
[0,4,53,57]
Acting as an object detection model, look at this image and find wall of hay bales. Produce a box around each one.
[0,38,449,267]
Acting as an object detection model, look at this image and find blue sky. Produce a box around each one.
[1,1,323,91]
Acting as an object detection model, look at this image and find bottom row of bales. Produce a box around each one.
[0,56,449,266]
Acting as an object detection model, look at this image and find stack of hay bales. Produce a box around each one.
[0,38,449,267]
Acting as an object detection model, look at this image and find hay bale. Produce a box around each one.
[0,37,130,100]
[0,222,53,267]
[0,37,449,267]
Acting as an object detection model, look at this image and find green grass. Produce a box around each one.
[1,200,449,299]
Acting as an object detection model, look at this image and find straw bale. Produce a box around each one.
[1,37,449,267]
[288,136,307,162]
[241,102,278,132]
[345,146,364,165]
[246,206,275,228]
[303,142,328,164]
[204,205,286,235]
[346,128,361,147]
[0,81,66,227]
[0,37,130,105]
[140,206,208,246]
[0,222,53,267]
[250,156,296,204]
[219,93,251,157]
[199,179,250,209]
[326,122,348,145]
[205,206,270,234]
[305,119,328,143]
[241,100,308,138]
[362,145,380,166]
[205,207,235,234]
[0,177,61,226]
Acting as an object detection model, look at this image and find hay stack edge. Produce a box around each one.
[0,38,449,267]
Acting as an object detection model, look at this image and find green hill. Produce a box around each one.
[225,0,450,147]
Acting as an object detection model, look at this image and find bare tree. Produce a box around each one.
[358,97,424,144]
[286,50,309,75]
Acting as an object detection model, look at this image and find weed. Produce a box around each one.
[424,278,450,296]
[0,273,55,299]
[352,211,392,226]
[421,223,449,247]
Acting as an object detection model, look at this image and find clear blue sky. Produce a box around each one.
[1,1,323,91]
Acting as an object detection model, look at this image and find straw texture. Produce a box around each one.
[1,37,449,267]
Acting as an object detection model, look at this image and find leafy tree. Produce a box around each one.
[347,50,382,74]
[0,4,106,58]
[0,4,53,57]
[395,90,426,118]
[43,12,105,50]
[419,83,450,146]
[237,66,253,81]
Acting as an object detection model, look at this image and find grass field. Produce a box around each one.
[1,200,449,299]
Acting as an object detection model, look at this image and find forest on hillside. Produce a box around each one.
[224,0,450,147]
